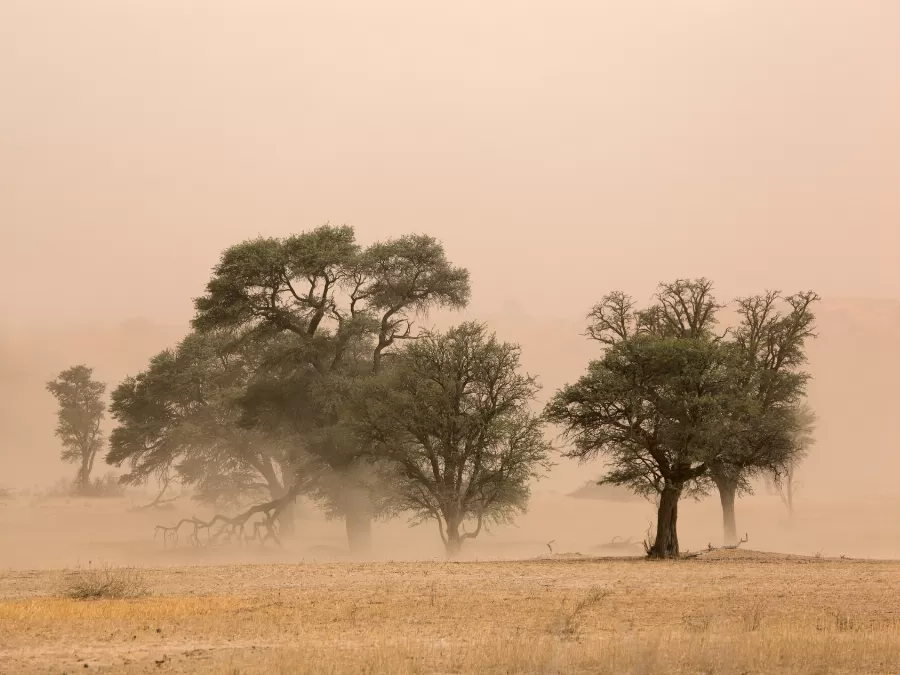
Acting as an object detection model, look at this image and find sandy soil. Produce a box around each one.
[3,550,900,674]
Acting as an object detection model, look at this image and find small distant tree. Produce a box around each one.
[348,323,552,556]
[46,365,107,494]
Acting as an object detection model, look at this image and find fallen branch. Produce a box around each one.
[706,533,749,552]
[154,484,299,549]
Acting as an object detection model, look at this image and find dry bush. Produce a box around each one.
[81,472,127,498]
[58,564,149,600]
[39,472,126,500]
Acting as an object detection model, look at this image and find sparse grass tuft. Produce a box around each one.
[556,587,607,638]
[58,563,149,600]
[742,599,765,631]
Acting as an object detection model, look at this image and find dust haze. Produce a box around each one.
[1,1,899,571]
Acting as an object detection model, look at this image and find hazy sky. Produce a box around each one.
[2,1,898,329]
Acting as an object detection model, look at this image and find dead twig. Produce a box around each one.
[706,533,749,553]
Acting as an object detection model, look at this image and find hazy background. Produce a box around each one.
[1,1,898,563]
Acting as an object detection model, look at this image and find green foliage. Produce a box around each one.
[188,225,471,532]
[715,290,820,486]
[107,329,292,506]
[348,322,552,554]
[192,225,470,374]
[46,365,107,491]
[546,333,734,498]
[545,279,818,557]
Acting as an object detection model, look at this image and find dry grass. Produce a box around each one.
[57,563,149,600]
[2,550,900,673]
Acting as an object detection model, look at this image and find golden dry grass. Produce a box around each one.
[2,550,900,673]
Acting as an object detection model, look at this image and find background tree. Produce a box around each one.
[708,290,819,544]
[348,323,552,556]
[190,224,470,553]
[107,329,302,528]
[772,403,817,517]
[46,365,107,494]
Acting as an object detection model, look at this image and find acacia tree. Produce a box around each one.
[545,334,735,557]
[107,329,301,526]
[46,365,107,493]
[191,224,470,553]
[233,335,381,547]
[546,279,816,557]
[348,323,552,556]
[707,290,819,544]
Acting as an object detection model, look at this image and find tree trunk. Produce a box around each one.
[445,531,462,557]
[344,485,373,557]
[713,474,738,546]
[277,499,296,538]
[267,482,295,539]
[259,458,295,538]
[443,517,463,558]
[79,453,92,494]
[649,481,683,559]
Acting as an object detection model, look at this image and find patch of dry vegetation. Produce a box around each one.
[1,552,899,673]
[57,563,149,600]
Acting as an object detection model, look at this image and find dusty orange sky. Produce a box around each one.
[2,0,898,330]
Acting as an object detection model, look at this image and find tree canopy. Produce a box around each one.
[185,224,471,552]
[545,279,816,557]
[349,322,552,555]
[107,329,295,509]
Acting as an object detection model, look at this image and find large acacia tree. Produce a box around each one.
[545,279,808,558]
[46,365,107,493]
[190,224,470,553]
[348,323,552,556]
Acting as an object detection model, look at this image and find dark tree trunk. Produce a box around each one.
[443,513,464,558]
[445,530,462,557]
[649,481,683,559]
[262,476,296,539]
[344,485,373,557]
[713,473,738,546]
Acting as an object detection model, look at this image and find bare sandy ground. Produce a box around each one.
[3,551,900,674]
[2,494,900,673]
